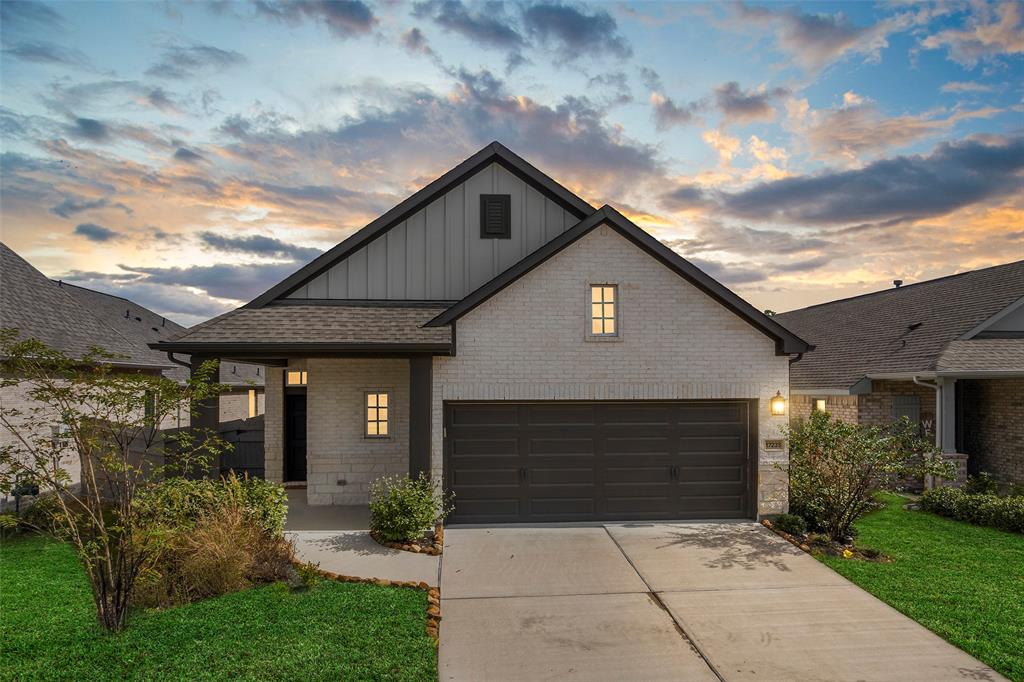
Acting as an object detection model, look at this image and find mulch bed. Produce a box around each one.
[761,519,890,563]
[370,523,444,556]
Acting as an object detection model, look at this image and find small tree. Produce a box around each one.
[783,411,953,542]
[0,330,230,631]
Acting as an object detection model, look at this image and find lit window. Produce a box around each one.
[286,370,308,386]
[248,389,258,418]
[590,285,617,336]
[366,392,389,437]
[813,398,828,413]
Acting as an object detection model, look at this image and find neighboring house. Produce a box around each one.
[0,242,265,504]
[776,261,1024,488]
[55,281,265,422]
[153,142,811,522]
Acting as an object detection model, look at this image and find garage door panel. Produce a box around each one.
[602,405,673,425]
[449,404,519,426]
[452,467,520,486]
[451,438,519,456]
[528,438,596,456]
[446,401,752,523]
[524,405,596,426]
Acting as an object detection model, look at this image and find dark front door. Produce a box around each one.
[445,401,754,524]
[285,393,307,482]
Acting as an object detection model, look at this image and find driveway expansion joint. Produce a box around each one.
[602,526,727,682]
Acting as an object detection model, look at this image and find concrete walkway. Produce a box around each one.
[439,523,1002,682]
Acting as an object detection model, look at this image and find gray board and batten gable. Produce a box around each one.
[251,142,594,306]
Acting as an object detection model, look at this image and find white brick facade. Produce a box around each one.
[304,358,410,505]
[431,225,791,515]
[266,224,792,514]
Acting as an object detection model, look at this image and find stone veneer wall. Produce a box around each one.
[304,358,410,505]
[962,378,1024,485]
[431,224,792,516]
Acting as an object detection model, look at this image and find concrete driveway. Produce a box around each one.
[439,523,1002,682]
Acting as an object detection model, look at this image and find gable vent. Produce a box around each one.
[480,194,511,239]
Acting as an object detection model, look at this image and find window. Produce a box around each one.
[286,370,307,386]
[248,389,258,418]
[813,398,827,413]
[365,392,389,437]
[480,194,511,239]
[590,285,617,336]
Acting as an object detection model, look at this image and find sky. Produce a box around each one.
[1,0,1022,326]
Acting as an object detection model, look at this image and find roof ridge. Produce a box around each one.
[779,259,1024,316]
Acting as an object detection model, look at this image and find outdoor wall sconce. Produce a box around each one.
[769,391,787,416]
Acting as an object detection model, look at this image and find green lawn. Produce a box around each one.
[0,535,437,681]
[819,493,1024,681]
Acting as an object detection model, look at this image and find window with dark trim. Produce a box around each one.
[813,398,827,413]
[365,391,390,438]
[480,194,511,239]
[286,370,308,386]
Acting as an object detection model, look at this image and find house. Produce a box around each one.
[0,242,266,503]
[153,142,811,523]
[776,261,1024,488]
[55,281,265,422]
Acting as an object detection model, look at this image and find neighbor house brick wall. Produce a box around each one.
[431,224,792,516]
[263,367,284,484]
[218,389,264,422]
[305,358,410,505]
[858,380,937,437]
[790,394,859,425]
[961,378,1024,485]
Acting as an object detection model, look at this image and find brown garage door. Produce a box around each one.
[445,401,755,524]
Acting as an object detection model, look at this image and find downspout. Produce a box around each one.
[912,375,940,490]
[166,353,191,427]
[788,352,804,365]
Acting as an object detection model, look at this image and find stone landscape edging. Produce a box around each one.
[369,522,445,556]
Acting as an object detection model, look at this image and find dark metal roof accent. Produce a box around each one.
[425,205,812,356]
[776,259,1024,390]
[246,142,595,309]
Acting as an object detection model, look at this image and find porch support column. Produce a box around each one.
[190,355,221,478]
[409,356,432,479]
[939,378,957,454]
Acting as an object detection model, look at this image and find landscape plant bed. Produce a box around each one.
[1,535,438,680]
[762,518,891,562]
[370,523,445,556]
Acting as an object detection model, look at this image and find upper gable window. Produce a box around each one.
[590,285,617,336]
[480,194,511,239]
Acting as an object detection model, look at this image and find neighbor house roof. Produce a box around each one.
[776,260,1024,391]
[152,303,453,357]
[936,339,1024,374]
[246,141,595,308]
[0,242,166,370]
[427,205,812,356]
[57,282,264,387]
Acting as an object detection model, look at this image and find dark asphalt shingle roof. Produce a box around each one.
[936,339,1024,373]
[0,242,164,369]
[158,304,452,347]
[776,260,1024,390]
[58,283,263,387]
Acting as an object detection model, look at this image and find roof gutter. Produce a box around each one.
[166,352,191,369]
[789,352,804,365]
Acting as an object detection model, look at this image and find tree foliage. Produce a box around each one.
[784,411,954,541]
[0,330,230,631]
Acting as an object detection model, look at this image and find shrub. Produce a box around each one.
[133,501,295,608]
[784,412,953,542]
[963,472,1000,495]
[920,487,1024,534]
[136,473,287,537]
[369,473,453,543]
[773,513,807,536]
